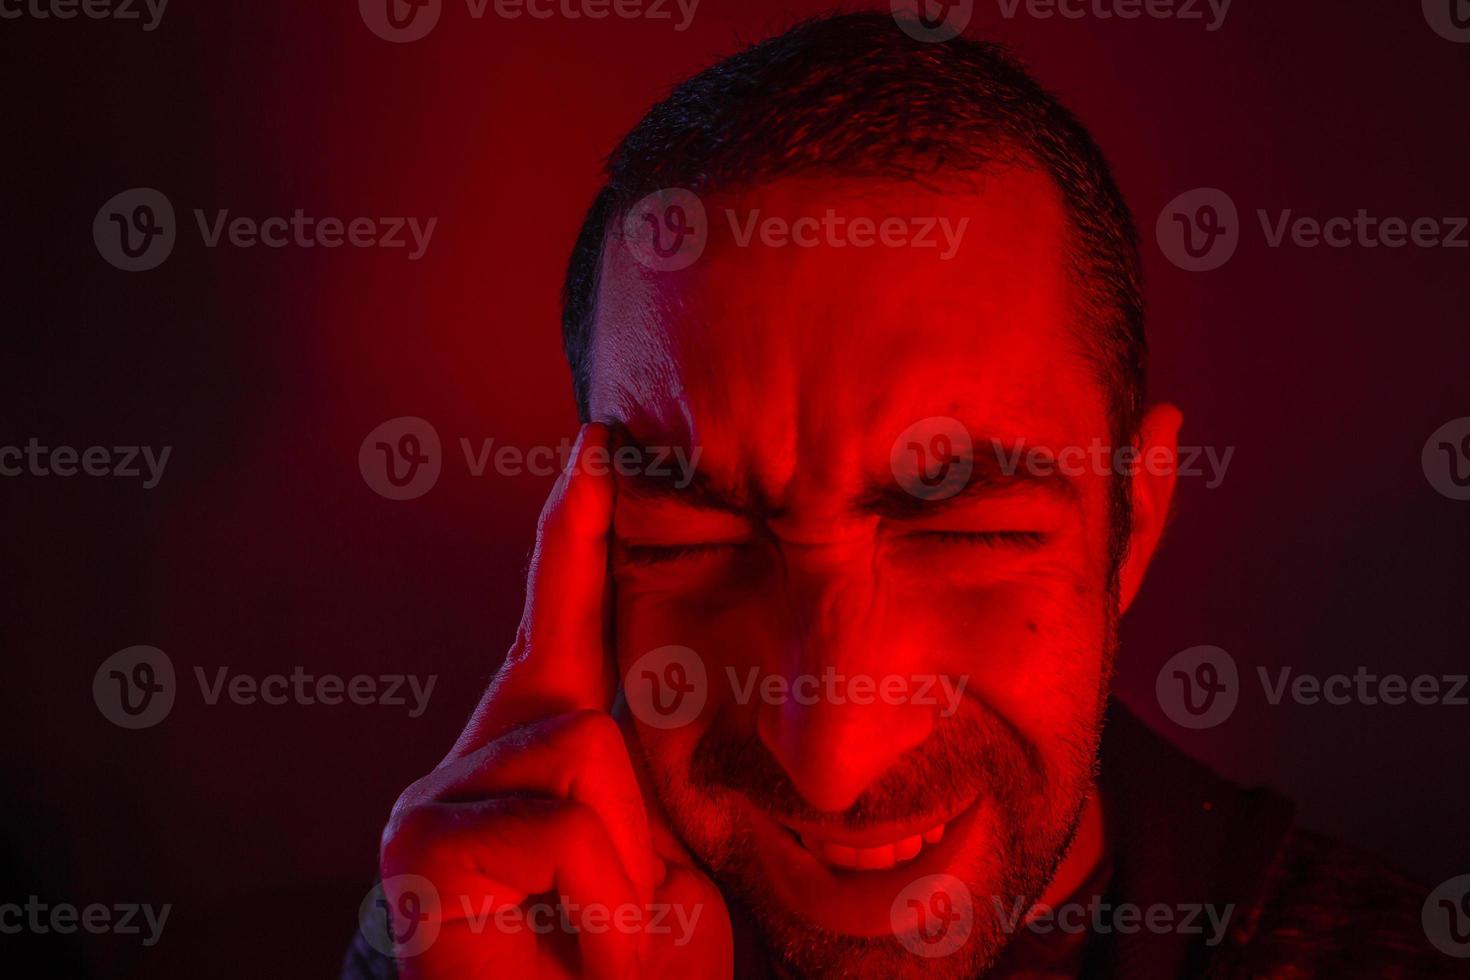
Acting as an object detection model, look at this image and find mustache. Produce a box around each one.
[688,706,1042,829]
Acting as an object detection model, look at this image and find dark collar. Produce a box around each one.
[1085,700,1295,977]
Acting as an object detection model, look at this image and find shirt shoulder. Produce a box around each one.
[1224,829,1458,978]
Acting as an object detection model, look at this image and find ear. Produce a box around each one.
[1117,403,1184,614]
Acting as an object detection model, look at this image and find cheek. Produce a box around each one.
[613,580,789,734]
[629,717,744,862]
[900,575,1109,716]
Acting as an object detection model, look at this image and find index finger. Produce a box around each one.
[453,422,616,754]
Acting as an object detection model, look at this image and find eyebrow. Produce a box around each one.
[609,425,767,514]
[612,433,1078,519]
[855,442,1080,520]
[616,464,762,513]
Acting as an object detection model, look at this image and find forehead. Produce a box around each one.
[587,170,1107,494]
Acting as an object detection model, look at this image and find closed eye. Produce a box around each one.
[618,541,746,565]
[907,530,1047,549]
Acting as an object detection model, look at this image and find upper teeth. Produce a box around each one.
[797,821,946,871]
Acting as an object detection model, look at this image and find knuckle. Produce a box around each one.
[560,707,621,747]
[381,775,448,852]
[557,709,628,775]
[379,800,432,869]
[389,774,434,818]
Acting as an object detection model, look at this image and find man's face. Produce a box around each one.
[590,171,1120,977]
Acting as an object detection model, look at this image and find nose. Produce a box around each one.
[756,542,935,814]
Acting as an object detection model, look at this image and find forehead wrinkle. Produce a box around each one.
[589,172,1104,518]
[588,239,690,440]
[599,249,806,505]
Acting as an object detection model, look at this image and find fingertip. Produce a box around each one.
[569,421,613,477]
[582,419,613,450]
[561,423,615,531]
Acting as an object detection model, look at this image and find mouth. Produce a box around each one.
[738,793,985,936]
[776,813,954,872]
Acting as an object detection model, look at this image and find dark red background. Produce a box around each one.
[3,1,1467,976]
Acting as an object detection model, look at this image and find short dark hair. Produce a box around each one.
[561,10,1146,442]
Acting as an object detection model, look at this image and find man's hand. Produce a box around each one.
[378,424,732,979]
